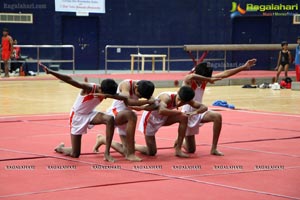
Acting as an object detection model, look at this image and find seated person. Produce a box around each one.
[11,39,26,73]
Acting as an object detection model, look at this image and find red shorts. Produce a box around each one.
[1,51,11,61]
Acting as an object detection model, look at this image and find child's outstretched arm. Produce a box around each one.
[39,63,91,92]
[213,58,257,78]
[184,74,221,85]
[94,93,127,101]
[94,93,131,106]
[129,99,159,111]
[126,98,155,106]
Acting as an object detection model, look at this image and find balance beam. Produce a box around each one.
[184,44,298,51]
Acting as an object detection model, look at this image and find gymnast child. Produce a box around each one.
[39,63,126,162]
[93,79,156,162]
[135,86,207,158]
[181,59,257,156]
[275,41,292,82]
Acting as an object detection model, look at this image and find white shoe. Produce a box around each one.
[272,83,280,90]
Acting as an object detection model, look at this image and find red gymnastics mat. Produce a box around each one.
[0,110,300,200]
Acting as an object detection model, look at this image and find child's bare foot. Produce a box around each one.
[211,149,224,156]
[93,134,106,153]
[126,154,142,162]
[175,149,189,158]
[174,139,188,152]
[104,153,116,162]
[54,143,64,153]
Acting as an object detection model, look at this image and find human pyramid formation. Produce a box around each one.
[39,59,256,162]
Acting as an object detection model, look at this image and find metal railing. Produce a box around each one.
[104,45,225,74]
[2,45,75,74]
[105,44,299,73]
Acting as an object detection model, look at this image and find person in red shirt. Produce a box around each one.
[11,39,23,73]
[1,28,13,77]
[13,39,21,60]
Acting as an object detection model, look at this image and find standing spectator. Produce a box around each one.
[1,28,13,77]
[275,41,292,83]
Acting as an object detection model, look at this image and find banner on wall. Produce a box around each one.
[55,0,105,14]
[230,2,299,18]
